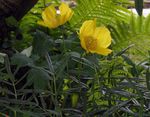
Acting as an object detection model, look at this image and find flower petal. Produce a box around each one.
[38,3,73,29]
[79,19,112,56]
[94,27,112,48]
[63,8,73,23]
[94,47,112,55]
[80,36,87,51]
[43,5,56,20]
[37,20,47,27]
[42,5,59,28]
[59,3,70,16]
[59,3,73,25]
[79,20,96,37]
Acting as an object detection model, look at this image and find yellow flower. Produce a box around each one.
[79,19,112,55]
[38,2,73,29]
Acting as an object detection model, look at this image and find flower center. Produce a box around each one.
[55,6,61,15]
[85,36,97,50]
[56,10,60,15]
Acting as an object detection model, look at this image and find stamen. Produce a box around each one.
[85,36,97,50]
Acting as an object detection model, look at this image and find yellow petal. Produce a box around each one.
[42,5,59,28]
[80,36,87,51]
[94,27,112,48]
[48,21,59,28]
[94,47,112,55]
[59,3,69,25]
[43,5,56,21]
[66,9,74,21]
[59,3,73,25]
[59,3,70,16]
[79,20,96,37]
[38,20,58,29]
[58,14,66,25]
[38,3,73,29]
[37,20,47,27]
[79,19,112,56]
[60,9,73,25]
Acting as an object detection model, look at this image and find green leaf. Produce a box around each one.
[135,0,143,16]
[103,100,131,116]
[71,0,131,27]
[11,53,33,67]
[71,93,79,107]
[146,68,150,90]
[32,30,51,56]
[21,46,33,57]
[0,53,7,64]
[27,68,51,89]
[122,54,139,77]
[5,16,18,27]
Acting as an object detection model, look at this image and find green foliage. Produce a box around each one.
[17,0,52,50]
[32,30,52,56]
[27,68,50,89]
[111,14,150,61]
[11,53,33,67]
[135,0,143,16]
[71,0,131,27]
[1,0,150,117]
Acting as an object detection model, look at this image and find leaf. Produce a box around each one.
[4,105,42,117]
[103,100,131,116]
[71,0,131,27]
[71,93,79,107]
[121,54,139,77]
[135,0,143,16]
[5,16,18,27]
[11,53,33,67]
[46,109,61,116]
[27,68,51,89]
[21,46,33,57]
[0,53,7,64]
[115,44,134,56]
[69,52,81,59]
[146,68,150,90]
[32,30,51,56]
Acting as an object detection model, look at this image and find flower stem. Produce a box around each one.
[45,53,58,112]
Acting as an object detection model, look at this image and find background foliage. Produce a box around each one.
[0,0,150,117]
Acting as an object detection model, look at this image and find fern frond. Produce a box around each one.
[70,0,131,27]
[111,14,150,60]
